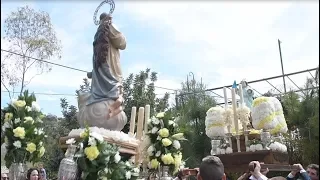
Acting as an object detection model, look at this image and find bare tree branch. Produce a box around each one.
[1,80,12,99]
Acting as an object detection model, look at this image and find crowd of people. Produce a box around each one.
[1,157,318,180]
[173,156,319,180]
[1,165,47,180]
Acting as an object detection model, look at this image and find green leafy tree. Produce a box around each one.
[122,68,170,133]
[1,6,62,97]
[174,76,216,168]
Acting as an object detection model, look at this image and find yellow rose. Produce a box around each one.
[158,128,169,138]
[13,100,26,108]
[24,117,34,124]
[161,153,174,165]
[172,133,184,140]
[4,113,13,122]
[162,138,172,147]
[13,127,26,139]
[26,143,37,153]
[156,112,165,118]
[38,146,45,157]
[84,146,100,161]
[150,159,159,169]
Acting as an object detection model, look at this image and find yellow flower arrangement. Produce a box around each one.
[1,90,46,168]
[146,111,185,174]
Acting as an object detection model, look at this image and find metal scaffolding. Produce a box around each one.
[177,67,319,100]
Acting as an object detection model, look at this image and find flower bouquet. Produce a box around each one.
[1,90,46,168]
[71,127,139,180]
[146,112,185,175]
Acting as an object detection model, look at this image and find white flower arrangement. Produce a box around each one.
[246,139,264,152]
[237,106,250,124]
[251,97,288,133]
[69,127,139,180]
[267,141,287,153]
[215,139,233,155]
[222,107,234,126]
[69,127,139,145]
[205,107,226,138]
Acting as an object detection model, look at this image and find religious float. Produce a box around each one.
[205,80,291,173]
[58,1,185,179]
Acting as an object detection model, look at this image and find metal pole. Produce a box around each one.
[278,39,287,93]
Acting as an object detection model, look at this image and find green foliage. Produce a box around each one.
[1,90,46,167]
[281,78,319,166]
[174,77,216,168]
[122,68,170,133]
[2,6,62,97]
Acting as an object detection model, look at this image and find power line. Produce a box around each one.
[1,90,175,97]
[1,49,177,91]
[1,49,88,73]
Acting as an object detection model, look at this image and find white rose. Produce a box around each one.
[88,137,97,146]
[151,117,160,125]
[255,144,263,151]
[125,171,132,179]
[226,147,233,154]
[151,127,159,134]
[13,141,22,148]
[90,132,104,143]
[250,145,256,152]
[2,122,11,131]
[114,152,121,163]
[147,145,155,156]
[25,106,32,112]
[66,138,76,145]
[173,140,181,149]
[168,120,174,125]
[31,101,41,112]
[104,167,109,174]
[155,151,161,157]
[14,118,21,124]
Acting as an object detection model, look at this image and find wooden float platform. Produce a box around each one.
[216,150,290,172]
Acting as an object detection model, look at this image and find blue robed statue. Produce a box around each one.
[77,12,127,131]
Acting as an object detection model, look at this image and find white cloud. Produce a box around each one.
[123,1,319,95]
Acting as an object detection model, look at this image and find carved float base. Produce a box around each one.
[216,150,289,173]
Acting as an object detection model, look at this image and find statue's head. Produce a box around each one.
[99,12,112,24]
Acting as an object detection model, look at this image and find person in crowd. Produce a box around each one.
[26,168,40,180]
[237,162,269,180]
[175,155,246,180]
[1,173,8,180]
[287,163,318,180]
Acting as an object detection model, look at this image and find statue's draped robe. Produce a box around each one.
[86,23,126,106]
[243,86,254,109]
